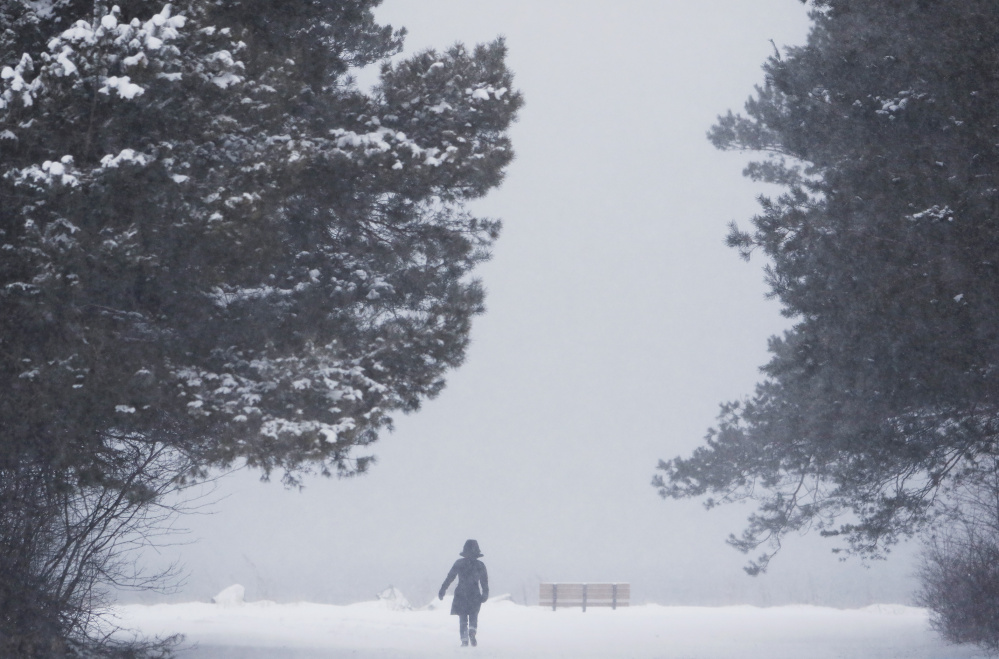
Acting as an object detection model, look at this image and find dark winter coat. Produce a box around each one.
[439,557,489,616]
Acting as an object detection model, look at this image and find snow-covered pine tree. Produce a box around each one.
[0,0,520,653]
[1,0,520,479]
[655,0,999,574]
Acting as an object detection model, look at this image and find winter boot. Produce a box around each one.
[469,628,477,647]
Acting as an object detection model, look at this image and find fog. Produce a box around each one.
[131,1,921,608]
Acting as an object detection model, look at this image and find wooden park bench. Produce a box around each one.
[539,583,629,611]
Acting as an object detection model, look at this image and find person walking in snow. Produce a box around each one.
[439,539,489,647]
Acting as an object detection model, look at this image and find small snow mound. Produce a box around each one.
[212,584,245,607]
[487,593,514,604]
[376,586,411,611]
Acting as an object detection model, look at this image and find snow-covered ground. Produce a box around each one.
[112,587,989,659]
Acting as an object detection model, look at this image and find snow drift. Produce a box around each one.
[113,587,989,658]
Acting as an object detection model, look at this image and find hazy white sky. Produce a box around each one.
[140,0,922,608]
